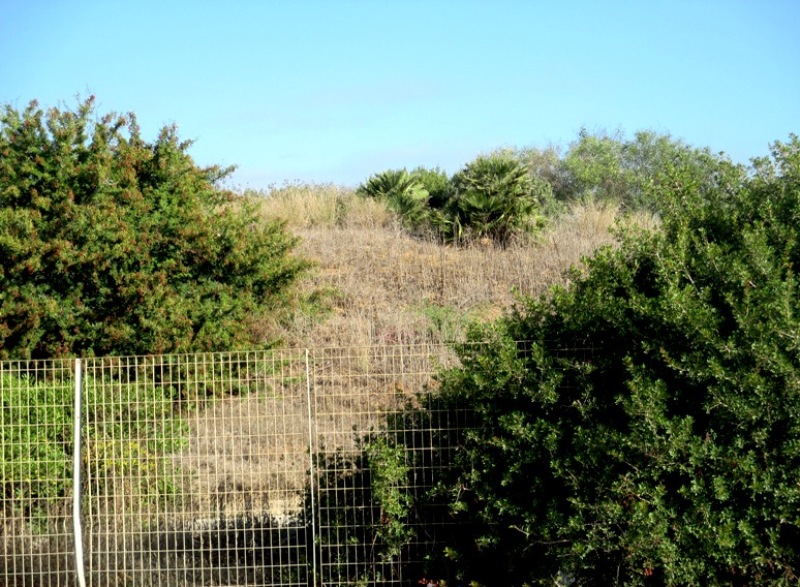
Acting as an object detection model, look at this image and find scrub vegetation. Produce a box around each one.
[3,96,799,585]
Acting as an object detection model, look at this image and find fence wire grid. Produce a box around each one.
[1,344,470,587]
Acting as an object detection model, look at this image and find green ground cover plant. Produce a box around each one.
[0,370,72,527]
[0,369,188,526]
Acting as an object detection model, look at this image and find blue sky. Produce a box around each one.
[2,1,799,189]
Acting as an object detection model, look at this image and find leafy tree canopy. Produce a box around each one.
[557,128,721,210]
[0,97,309,359]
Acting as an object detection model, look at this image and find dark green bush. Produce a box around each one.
[0,97,309,359]
[308,434,413,585]
[411,137,800,585]
[439,154,547,246]
[303,397,464,586]
[410,165,454,210]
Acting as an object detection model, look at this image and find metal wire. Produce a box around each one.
[1,359,75,586]
[1,344,465,586]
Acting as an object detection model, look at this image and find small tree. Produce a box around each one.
[558,128,720,212]
[0,98,309,359]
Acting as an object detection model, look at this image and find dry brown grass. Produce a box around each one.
[223,184,643,514]
[209,184,642,507]
[247,183,650,349]
[245,183,394,230]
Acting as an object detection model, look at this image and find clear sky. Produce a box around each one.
[2,1,799,190]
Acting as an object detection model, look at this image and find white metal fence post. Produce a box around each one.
[305,348,318,586]
[72,358,87,587]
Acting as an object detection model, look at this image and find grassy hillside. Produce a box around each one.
[245,183,656,348]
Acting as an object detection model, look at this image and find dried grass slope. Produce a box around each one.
[248,182,655,348]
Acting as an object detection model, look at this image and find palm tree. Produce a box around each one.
[444,155,544,246]
[358,169,430,229]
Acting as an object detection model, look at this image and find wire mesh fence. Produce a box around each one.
[1,359,76,586]
[1,344,464,587]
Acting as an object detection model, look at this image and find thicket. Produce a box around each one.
[358,129,716,246]
[358,155,547,246]
[329,136,800,586]
[0,97,308,360]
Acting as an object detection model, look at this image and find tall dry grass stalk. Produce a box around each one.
[245,183,394,230]
[247,185,656,349]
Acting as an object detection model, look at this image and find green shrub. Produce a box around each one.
[302,389,485,587]
[489,145,565,217]
[558,129,721,212]
[438,154,547,246]
[0,97,309,359]
[413,137,800,585]
[410,165,454,210]
[359,159,549,246]
[0,370,72,525]
[357,168,430,229]
[307,432,415,585]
